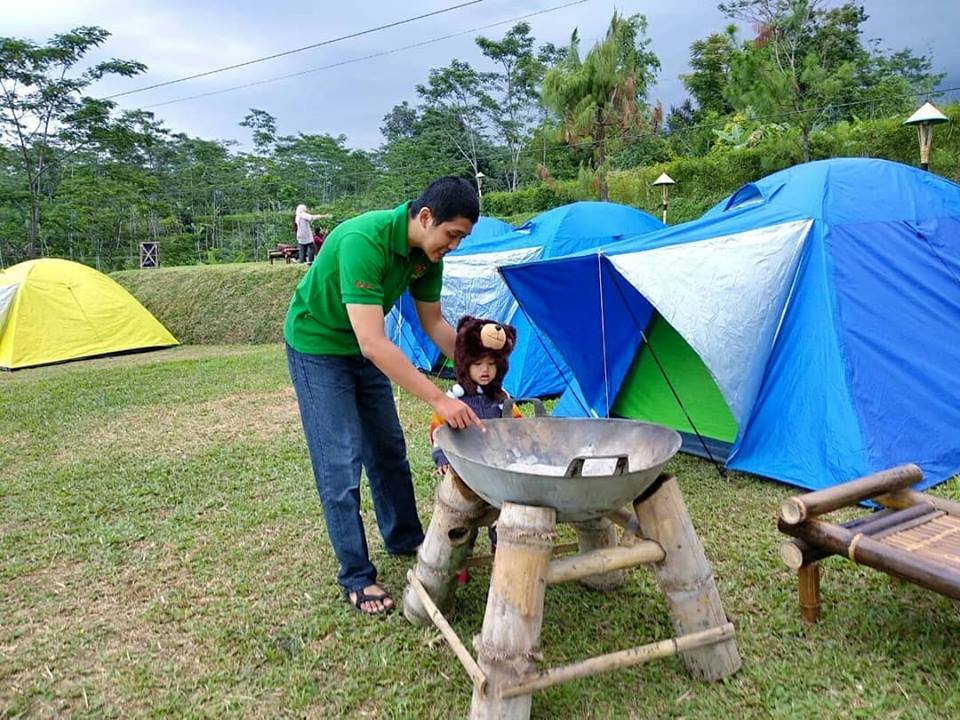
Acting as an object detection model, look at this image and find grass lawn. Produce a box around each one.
[3,344,959,718]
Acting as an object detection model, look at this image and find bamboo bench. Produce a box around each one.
[268,244,297,264]
[777,464,960,622]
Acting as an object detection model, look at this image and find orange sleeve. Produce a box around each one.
[429,410,446,443]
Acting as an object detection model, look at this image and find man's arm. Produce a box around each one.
[346,304,481,429]
[414,299,456,360]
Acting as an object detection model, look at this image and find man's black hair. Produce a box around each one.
[409,177,480,225]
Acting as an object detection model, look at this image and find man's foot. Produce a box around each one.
[345,584,394,616]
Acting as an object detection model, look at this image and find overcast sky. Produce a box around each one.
[5,0,959,150]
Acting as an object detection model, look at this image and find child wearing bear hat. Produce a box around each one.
[429,316,521,581]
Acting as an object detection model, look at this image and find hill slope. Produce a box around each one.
[113,262,306,344]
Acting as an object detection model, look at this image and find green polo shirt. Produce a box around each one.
[283,201,443,355]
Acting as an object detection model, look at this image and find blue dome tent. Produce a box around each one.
[501,159,960,491]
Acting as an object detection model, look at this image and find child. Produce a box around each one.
[429,315,521,582]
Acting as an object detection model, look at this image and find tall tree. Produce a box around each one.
[0,26,146,257]
[239,108,277,154]
[416,59,495,193]
[719,0,942,161]
[541,12,660,200]
[476,22,551,191]
[681,27,738,116]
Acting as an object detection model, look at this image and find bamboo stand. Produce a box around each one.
[633,475,742,681]
[402,471,740,719]
[570,517,625,590]
[404,469,494,625]
[470,502,556,720]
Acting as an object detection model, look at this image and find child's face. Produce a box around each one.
[469,356,497,387]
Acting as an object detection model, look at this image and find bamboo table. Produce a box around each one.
[777,464,960,623]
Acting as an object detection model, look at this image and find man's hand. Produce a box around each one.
[433,395,484,431]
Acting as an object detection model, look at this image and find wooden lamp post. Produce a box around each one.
[652,172,676,224]
[904,102,949,171]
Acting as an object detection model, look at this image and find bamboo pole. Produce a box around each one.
[467,541,579,569]
[607,507,645,546]
[778,504,937,570]
[798,564,821,623]
[779,464,922,525]
[406,569,488,696]
[877,489,960,517]
[780,517,960,600]
[404,470,491,626]
[546,541,665,585]
[470,502,556,720]
[570,517,625,590]
[633,475,742,681]
[498,623,736,699]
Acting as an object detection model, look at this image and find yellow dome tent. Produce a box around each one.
[0,258,178,370]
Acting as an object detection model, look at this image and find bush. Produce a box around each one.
[482,183,579,217]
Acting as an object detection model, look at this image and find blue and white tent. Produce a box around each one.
[390,202,664,397]
[501,159,960,491]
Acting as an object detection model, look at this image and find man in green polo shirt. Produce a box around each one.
[285,177,482,616]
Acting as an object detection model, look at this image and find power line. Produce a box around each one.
[140,0,589,110]
[103,0,486,100]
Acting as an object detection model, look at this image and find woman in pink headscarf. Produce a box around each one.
[294,204,331,264]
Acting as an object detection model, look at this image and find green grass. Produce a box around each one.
[3,345,960,718]
[112,263,307,345]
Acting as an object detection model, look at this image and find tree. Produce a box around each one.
[376,104,473,202]
[239,108,277,154]
[681,27,738,116]
[416,60,496,193]
[718,0,942,161]
[541,13,660,200]
[476,22,551,191]
[380,101,418,141]
[0,26,146,257]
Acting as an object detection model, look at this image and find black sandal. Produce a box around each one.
[344,586,394,616]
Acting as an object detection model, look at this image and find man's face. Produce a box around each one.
[418,210,473,263]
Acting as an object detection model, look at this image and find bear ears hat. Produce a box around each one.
[456,315,516,358]
[454,315,517,398]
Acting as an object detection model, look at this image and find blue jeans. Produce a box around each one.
[286,344,424,593]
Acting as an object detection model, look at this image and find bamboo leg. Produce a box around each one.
[570,518,625,590]
[470,502,556,720]
[403,470,491,626]
[798,563,821,623]
[633,475,742,681]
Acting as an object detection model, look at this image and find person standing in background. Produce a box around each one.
[294,204,331,264]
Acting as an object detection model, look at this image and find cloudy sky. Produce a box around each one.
[5,0,959,150]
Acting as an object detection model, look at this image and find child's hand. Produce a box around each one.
[434,463,450,477]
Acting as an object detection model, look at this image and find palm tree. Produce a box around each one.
[541,13,660,200]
